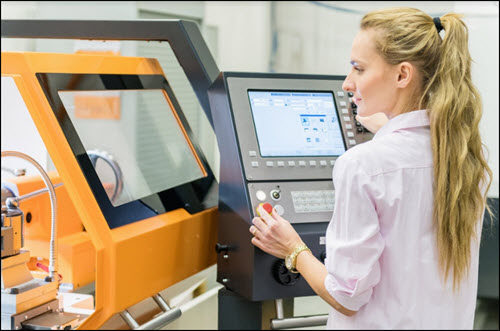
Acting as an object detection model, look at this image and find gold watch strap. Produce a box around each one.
[289,244,311,273]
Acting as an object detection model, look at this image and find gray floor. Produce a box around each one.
[474,298,499,330]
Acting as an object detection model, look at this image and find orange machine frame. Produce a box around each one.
[1,52,218,329]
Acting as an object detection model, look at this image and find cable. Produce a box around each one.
[1,151,59,282]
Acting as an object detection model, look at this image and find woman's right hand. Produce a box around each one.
[355,112,389,134]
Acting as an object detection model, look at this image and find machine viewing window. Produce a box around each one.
[58,89,206,207]
[36,72,214,229]
[248,90,346,157]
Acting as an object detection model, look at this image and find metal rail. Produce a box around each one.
[270,298,328,330]
[119,285,222,330]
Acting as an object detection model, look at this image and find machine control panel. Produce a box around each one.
[209,72,374,301]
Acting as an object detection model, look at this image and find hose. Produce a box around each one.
[1,151,59,281]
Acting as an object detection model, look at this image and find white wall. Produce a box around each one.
[454,1,499,198]
[204,1,271,72]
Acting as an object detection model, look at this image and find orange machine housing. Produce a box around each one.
[1,52,218,329]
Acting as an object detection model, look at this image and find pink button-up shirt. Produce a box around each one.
[324,110,482,329]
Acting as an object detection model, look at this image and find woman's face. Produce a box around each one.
[342,29,401,118]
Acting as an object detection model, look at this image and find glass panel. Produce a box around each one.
[58,89,205,207]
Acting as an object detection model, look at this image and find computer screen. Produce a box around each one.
[248,90,346,157]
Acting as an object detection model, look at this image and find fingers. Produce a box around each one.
[252,217,267,233]
[257,204,277,226]
[251,236,266,252]
[271,209,288,223]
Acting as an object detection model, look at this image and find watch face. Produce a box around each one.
[285,256,292,269]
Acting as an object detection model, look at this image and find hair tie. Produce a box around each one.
[433,17,444,33]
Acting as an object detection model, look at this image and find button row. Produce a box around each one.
[337,91,353,97]
[251,160,335,168]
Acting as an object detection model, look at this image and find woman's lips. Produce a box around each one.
[352,97,361,104]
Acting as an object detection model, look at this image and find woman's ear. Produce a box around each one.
[396,61,414,89]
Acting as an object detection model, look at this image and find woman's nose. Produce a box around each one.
[342,77,354,93]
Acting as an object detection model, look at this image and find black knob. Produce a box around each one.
[347,92,354,97]
[273,260,300,286]
[357,127,363,133]
[215,243,230,253]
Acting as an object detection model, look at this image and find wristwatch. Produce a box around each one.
[285,244,311,273]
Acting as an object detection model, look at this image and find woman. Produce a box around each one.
[249,7,492,329]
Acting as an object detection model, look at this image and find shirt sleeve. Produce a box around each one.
[324,154,385,311]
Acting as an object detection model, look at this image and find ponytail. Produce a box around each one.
[361,8,493,290]
[426,13,493,290]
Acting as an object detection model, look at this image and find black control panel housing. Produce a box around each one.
[208,72,373,301]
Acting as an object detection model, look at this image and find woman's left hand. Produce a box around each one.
[249,204,304,259]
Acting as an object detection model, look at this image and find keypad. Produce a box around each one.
[291,190,335,213]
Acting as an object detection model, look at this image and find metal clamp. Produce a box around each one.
[120,293,181,330]
[270,298,328,330]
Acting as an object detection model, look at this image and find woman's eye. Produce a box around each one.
[354,67,363,72]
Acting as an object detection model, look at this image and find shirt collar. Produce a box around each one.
[374,109,430,139]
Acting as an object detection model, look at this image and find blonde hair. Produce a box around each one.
[360,7,493,290]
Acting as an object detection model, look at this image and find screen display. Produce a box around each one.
[248,91,346,157]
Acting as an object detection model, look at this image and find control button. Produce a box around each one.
[320,160,327,166]
[256,190,266,201]
[274,204,285,216]
[330,160,335,166]
[288,161,296,167]
[309,160,317,166]
[271,190,281,200]
[298,161,306,167]
[347,132,354,137]
[351,102,357,109]
[345,124,353,129]
[277,161,285,167]
[249,151,257,157]
[266,161,274,167]
[340,101,347,107]
[352,109,357,115]
[343,116,351,122]
[348,92,354,97]
[251,161,259,168]
[337,91,345,97]
[341,108,348,114]
[357,127,364,133]
[349,139,356,145]
[355,121,362,127]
